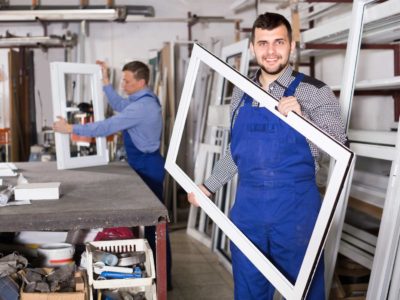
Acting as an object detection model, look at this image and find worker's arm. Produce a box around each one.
[307,85,347,145]
[53,101,144,137]
[203,147,238,192]
[103,85,131,113]
[96,60,130,113]
[72,101,145,137]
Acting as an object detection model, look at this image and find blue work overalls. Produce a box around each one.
[229,73,325,299]
[122,94,172,288]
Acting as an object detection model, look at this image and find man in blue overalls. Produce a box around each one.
[189,12,347,299]
[53,60,172,289]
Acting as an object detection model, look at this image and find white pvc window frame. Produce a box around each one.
[50,62,108,170]
[165,44,354,300]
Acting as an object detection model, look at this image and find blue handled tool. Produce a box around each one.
[100,269,142,279]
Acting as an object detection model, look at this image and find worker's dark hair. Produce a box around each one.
[122,61,150,85]
[251,12,292,43]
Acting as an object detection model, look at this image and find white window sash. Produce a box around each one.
[50,62,108,170]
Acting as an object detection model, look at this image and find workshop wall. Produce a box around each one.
[2,1,394,146]
[1,0,280,145]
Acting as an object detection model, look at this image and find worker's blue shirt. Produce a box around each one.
[73,85,162,153]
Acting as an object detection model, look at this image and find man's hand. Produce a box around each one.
[188,184,212,207]
[277,96,302,117]
[96,60,110,86]
[53,116,73,134]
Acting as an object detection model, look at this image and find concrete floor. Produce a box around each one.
[167,229,234,300]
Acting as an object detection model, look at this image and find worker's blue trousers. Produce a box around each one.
[229,75,325,300]
[123,131,172,288]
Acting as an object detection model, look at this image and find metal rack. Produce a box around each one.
[300,1,400,298]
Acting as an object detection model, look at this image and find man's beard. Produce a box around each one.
[257,54,289,75]
[260,62,287,75]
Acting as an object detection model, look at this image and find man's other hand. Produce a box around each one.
[187,184,212,207]
[277,96,302,117]
[96,60,110,85]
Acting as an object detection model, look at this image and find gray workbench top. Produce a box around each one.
[0,162,169,231]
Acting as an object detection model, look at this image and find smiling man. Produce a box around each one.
[188,12,347,300]
[53,60,172,290]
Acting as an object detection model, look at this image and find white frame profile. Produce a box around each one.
[50,62,109,170]
[165,44,354,300]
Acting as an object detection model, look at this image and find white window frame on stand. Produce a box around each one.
[165,43,354,300]
[50,62,109,170]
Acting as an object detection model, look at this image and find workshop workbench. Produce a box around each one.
[0,161,168,300]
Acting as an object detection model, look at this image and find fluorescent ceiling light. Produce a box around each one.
[0,9,126,22]
[0,36,76,48]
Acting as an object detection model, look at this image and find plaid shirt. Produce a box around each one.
[204,65,347,193]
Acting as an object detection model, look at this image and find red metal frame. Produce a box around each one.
[156,221,167,300]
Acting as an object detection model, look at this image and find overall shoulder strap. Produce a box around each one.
[230,93,251,133]
[283,72,305,97]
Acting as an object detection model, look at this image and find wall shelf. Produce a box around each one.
[331,76,400,92]
[348,129,397,146]
[301,1,400,44]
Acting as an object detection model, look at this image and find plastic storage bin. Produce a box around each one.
[86,239,155,289]
[100,283,157,300]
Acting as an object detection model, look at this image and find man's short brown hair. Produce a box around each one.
[251,12,292,43]
[122,61,150,85]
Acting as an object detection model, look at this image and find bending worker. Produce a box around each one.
[53,60,172,289]
[188,12,347,300]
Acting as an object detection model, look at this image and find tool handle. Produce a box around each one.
[100,271,141,279]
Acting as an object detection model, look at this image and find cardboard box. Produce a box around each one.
[20,270,88,300]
